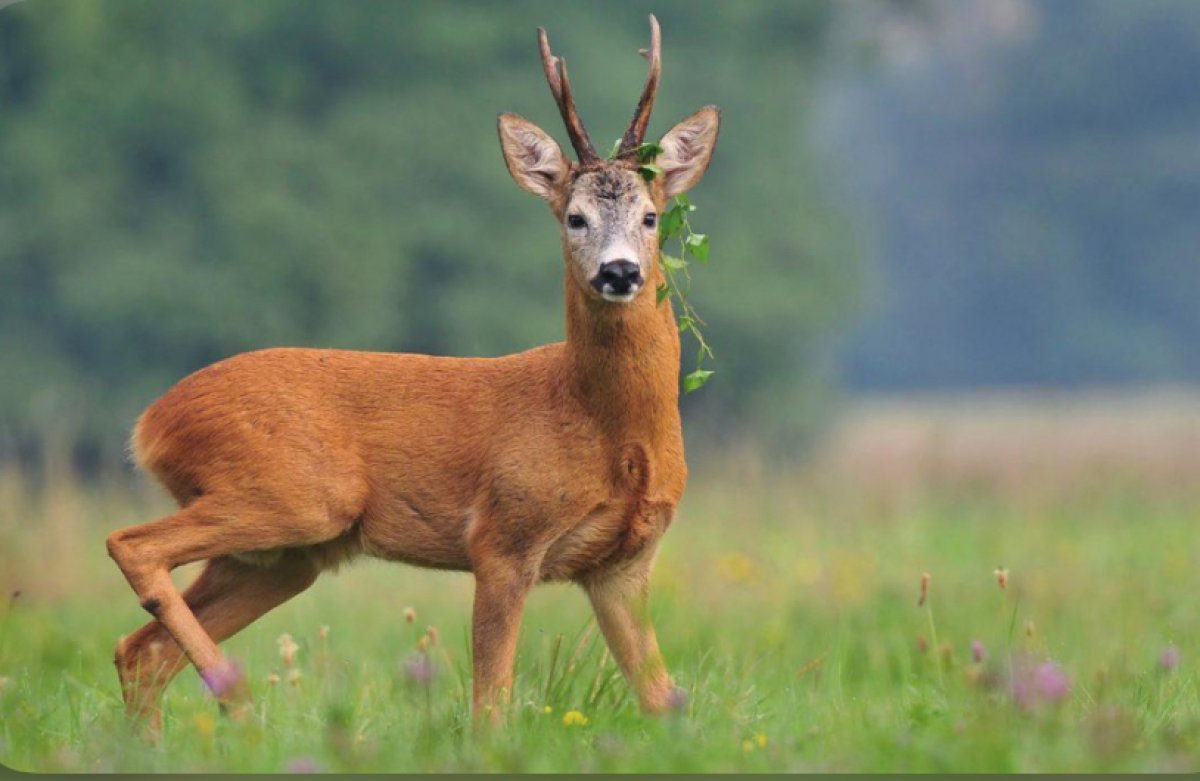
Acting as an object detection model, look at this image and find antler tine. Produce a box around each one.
[537,26,599,164]
[618,14,662,156]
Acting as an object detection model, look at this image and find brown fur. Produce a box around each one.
[105,19,719,731]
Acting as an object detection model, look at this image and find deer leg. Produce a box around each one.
[583,557,674,713]
[106,496,348,719]
[115,551,319,731]
[470,557,536,723]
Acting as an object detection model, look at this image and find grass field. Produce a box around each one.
[1,395,1198,773]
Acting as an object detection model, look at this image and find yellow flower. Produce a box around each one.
[755,733,768,748]
[193,712,216,739]
[716,552,757,583]
[543,705,553,714]
[562,710,588,727]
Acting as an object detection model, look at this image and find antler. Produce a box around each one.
[617,14,662,157]
[538,26,600,165]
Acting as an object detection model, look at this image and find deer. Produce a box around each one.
[105,14,720,732]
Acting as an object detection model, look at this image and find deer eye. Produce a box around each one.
[643,213,657,228]
[567,214,587,230]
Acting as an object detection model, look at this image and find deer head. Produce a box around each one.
[498,15,720,305]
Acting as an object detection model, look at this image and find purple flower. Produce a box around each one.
[1010,657,1071,709]
[1160,646,1181,672]
[404,652,434,686]
[666,686,689,712]
[201,660,244,699]
[286,757,320,773]
[1033,662,1071,703]
[970,640,987,664]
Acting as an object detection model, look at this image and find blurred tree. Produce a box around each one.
[0,0,855,468]
[822,0,1200,390]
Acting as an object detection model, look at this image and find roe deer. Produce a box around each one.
[106,14,720,730]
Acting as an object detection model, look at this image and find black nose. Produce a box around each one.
[592,260,643,296]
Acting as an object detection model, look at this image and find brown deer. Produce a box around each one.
[106,14,719,730]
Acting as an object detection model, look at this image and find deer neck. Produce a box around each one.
[562,274,681,443]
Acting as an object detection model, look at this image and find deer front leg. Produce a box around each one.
[583,556,675,713]
[470,556,535,723]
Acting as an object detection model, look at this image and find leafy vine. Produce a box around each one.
[620,141,715,392]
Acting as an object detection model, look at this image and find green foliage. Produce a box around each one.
[655,192,715,393]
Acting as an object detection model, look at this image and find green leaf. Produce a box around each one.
[661,254,687,271]
[658,207,684,242]
[635,141,664,162]
[638,162,663,182]
[683,369,713,393]
[684,233,709,262]
[608,138,621,160]
[677,314,694,332]
[656,283,670,304]
[675,194,695,212]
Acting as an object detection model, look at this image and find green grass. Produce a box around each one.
[0,466,1197,773]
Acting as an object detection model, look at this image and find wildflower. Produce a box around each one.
[286,668,302,686]
[201,660,244,699]
[917,572,930,607]
[417,636,429,653]
[267,673,281,686]
[916,634,929,654]
[994,568,1009,590]
[403,607,417,624]
[666,686,689,712]
[543,705,553,714]
[715,552,757,583]
[755,733,768,748]
[971,640,987,664]
[277,633,299,666]
[742,739,755,752]
[1024,619,1035,638]
[426,626,439,646]
[1034,662,1071,702]
[192,712,216,739]
[318,625,330,641]
[1011,657,1071,709]
[287,757,320,774]
[562,710,589,727]
[1160,646,1181,672]
[404,652,433,686]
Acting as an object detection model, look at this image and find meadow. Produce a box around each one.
[0,393,1197,773]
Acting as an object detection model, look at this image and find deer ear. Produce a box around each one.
[498,113,567,200]
[657,105,720,198]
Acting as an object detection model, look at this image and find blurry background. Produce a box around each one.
[3,4,1199,772]
[1,0,1198,473]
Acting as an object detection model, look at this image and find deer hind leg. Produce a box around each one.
[106,496,350,722]
[115,551,319,730]
[583,555,674,714]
